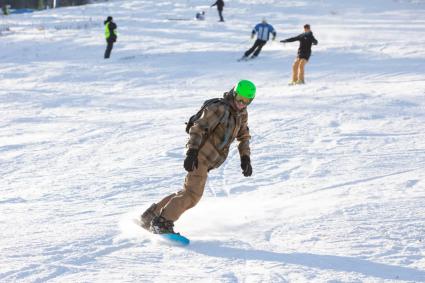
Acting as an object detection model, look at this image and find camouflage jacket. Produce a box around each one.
[187,91,251,170]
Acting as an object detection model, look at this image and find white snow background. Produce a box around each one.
[1,0,425,282]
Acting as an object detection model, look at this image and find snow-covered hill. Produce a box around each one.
[1,0,425,282]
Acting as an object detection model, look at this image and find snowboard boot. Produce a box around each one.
[150,216,175,234]
[140,203,159,230]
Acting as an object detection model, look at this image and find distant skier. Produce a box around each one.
[104,16,117,59]
[240,18,276,60]
[141,80,256,234]
[2,4,10,15]
[211,0,225,22]
[195,11,206,21]
[280,24,318,85]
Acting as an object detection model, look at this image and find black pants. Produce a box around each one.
[244,39,266,57]
[217,9,224,21]
[104,40,114,59]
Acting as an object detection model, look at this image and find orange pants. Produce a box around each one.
[292,58,308,82]
[154,157,209,221]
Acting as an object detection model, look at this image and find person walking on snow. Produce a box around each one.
[211,0,225,22]
[141,80,256,234]
[104,16,117,59]
[280,24,318,85]
[241,18,276,60]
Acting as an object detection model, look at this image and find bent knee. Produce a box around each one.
[185,189,202,209]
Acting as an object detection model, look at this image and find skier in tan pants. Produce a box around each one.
[141,80,256,234]
[281,24,318,85]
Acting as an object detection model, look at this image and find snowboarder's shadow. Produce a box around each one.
[189,241,425,281]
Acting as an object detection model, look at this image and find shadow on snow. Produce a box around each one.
[190,240,425,281]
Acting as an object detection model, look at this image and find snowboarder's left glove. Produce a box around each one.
[184,148,199,172]
[240,155,252,177]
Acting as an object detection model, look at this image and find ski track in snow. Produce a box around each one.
[1,0,425,282]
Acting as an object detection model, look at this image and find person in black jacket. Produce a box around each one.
[281,24,318,84]
[211,0,225,22]
[104,16,117,59]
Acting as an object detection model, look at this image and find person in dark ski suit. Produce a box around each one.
[141,80,256,234]
[104,16,117,59]
[211,0,225,22]
[281,24,318,84]
[241,18,276,60]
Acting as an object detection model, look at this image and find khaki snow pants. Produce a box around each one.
[292,58,308,82]
[155,157,209,222]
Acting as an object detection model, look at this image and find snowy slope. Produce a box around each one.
[1,0,425,282]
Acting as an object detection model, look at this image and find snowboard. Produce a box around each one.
[135,218,190,246]
[159,233,190,246]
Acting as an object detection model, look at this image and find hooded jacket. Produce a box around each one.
[187,90,251,169]
[282,31,318,60]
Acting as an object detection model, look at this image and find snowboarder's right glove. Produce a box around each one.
[241,155,252,177]
[184,148,199,172]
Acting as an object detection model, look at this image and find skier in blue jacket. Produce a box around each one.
[240,18,276,60]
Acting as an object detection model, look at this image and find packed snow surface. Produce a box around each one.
[1,0,425,282]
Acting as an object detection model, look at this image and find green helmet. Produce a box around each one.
[235,80,256,100]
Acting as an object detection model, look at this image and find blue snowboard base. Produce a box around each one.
[133,217,190,246]
[159,233,190,246]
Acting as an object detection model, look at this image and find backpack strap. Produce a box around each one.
[197,99,231,150]
[208,98,231,134]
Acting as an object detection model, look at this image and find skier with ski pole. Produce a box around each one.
[211,0,225,22]
[239,18,276,61]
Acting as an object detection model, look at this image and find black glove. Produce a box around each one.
[240,155,252,177]
[184,148,199,172]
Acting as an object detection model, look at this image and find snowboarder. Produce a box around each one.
[280,24,318,85]
[240,18,276,60]
[195,11,206,21]
[141,80,256,234]
[211,0,225,22]
[104,16,117,59]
